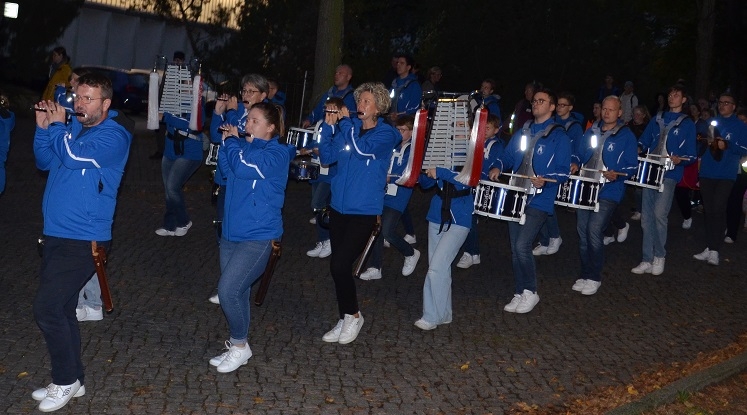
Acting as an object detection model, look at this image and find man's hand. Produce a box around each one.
[488,167,501,181]
[602,170,617,182]
[570,163,579,174]
[301,119,311,128]
[530,176,545,189]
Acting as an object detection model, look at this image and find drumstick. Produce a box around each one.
[502,172,558,183]
[580,167,628,177]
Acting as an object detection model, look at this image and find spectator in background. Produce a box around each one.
[505,82,538,135]
[42,46,72,101]
[421,66,442,93]
[650,92,668,116]
[620,81,638,123]
[585,102,602,131]
[267,78,286,120]
[596,74,620,103]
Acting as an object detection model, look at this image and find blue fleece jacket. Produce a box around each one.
[163,111,204,161]
[420,168,473,229]
[318,117,399,215]
[384,140,414,212]
[577,125,639,203]
[218,135,291,241]
[494,118,571,214]
[638,111,696,182]
[390,74,422,115]
[699,114,747,180]
[306,86,357,125]
[34,110,133,241]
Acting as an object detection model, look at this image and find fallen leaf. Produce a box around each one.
[461,362,470,371]
[627,385,638,395]
[17,372,28,379]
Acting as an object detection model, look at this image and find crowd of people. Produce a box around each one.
[15,46,747,412]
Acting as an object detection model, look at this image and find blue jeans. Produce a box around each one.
[460,215,480,256]
[422,222,469,324]
[640,178,676,261]
[311,181,331,242]
[369,206,414,269]
[218,238,272,344]
[401,207,415,235]
[577,200,617,282]
[161,157,201,230]
[77,274,101,309]
[538,213,561,245]
[508,206,548,294]
[34,237,110,386]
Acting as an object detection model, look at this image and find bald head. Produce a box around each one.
[334,65,353,89]
[601,95,622,128]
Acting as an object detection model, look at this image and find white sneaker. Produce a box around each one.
[414,318,437,331]
[174,221,192,237]
[532,244,549,256]
[581,280,601,295]
[631,261,653,274]
[216,343,252,373]
[503,294,522,312]
[617,223,630,242]
[404,234,417,244]
[724,236,734,244]
[603,236,615,246]
[682,218,692,229]
[651,257,665,275]
[32,383,85,401]
[693,248,711,261]
[707,250,719,266]
[37,380,81,412]
[322,319,344,342]
[359,267,382,281]
[208,294,220,305]
[402,249,420,276]
[155,227,175,236]
[318,240,331,258]
[338,312,364,344]
[514,290,540,314]
[306,242,324,257]
[383,240,390,248]
[471,255,481,265]
[631,212,641,221]
[309,216,317,224]
[546,237,562,255]
[456,252,474,268]
[209,340,246,367]
[76,306,103,322]
[572,279,588,292]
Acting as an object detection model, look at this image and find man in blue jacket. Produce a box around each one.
[302,64,356,129]
[389,54,422,122]
[32,72,132,412]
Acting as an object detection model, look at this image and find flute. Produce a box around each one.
[218,125,250,137]
[33,107,86,117]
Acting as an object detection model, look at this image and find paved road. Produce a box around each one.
[2,113,746,414]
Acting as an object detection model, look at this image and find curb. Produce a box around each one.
[606,352,747,414]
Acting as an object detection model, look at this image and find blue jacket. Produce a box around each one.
[163,111,204,161]
[54,85,75,113]
[638,111,697,182]
[420,168,473,229]
[0,108,15,193]
[555,115,584,165]
[384,140,413,212]
[482,135,506,177]
[699,114,747,180]
[476,94,501,122]
[319,117,399,215]
[495,118,571,214]
[210,107,251,186]
[306,86,357,125]
[390,73,422,115]
[33,110,133,241]
[219,135,291,241]
[577,124,639,203]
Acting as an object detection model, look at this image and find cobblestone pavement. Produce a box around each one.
[1,114,746,414]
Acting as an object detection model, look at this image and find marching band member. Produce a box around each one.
[630,84,696,276]
[533,92,583,256]
[209,102,292,373]
[571,96,638,295]
[389,55,422,122]
[318,82,399,345]
[693,93,747,265]
[456,114,505,269]
[302,65,356,128]
[0,92,13,197]
[208,73,269,304]
[359,114,421,280]
[488,88,571,314]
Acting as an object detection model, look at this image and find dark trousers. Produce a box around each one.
[674,186,693,221]
[726,172,747,240]
[700,178,734,252]
[328,209,376,318]
[33,236,110,386]
[368,206,414,269]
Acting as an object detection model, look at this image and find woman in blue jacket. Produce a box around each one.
[318,82,399,345]
[208,102,290,373]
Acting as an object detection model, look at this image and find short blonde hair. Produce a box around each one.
[354,82,391,116]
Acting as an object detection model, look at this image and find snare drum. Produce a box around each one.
[555,175,600,211]
[289,157,319,181]
[625,156,666,192]
[473,180,528,224]
[286,127,317,152]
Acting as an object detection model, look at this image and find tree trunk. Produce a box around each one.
[310,0,344,114]
[695,0,715,99]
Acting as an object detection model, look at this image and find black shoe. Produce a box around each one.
[148,152,163,160]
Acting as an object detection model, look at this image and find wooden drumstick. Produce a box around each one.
[581,167,628,177]
[502,172,558,183]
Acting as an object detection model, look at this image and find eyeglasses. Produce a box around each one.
[73,96,105,104]
[556,103,570,108]
[531,99,548,105]
[718,100,735,106]
[240,89,260,95]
